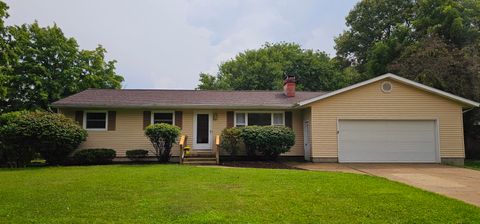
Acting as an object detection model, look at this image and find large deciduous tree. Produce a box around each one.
[0,1,10,99]
[335,0,480,76]
[0,2,123,112]
[197,42,360,91]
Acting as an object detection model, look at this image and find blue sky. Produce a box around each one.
[5,0,358,89]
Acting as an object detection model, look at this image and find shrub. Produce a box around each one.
[126,149,149,161]
[73,148,116,165]
[144,123,181,162]
[220,127,242,159]
[240,126,295,160]
[0,111,35,167]
[0,111,87,166]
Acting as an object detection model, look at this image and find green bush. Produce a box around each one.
[0,111,87,166]
[126,149,149,161]
[240,126,295,160]
[73,148,116,165]
[220,127,242,159]
[144,123,181,162]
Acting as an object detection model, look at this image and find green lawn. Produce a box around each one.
[465,160,480,170]
[0,165,479,223]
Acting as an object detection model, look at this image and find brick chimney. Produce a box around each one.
[283,75,296,97]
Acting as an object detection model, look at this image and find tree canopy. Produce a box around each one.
[335,0,480,77]
[197,42,360,91]
[0,2,123,112]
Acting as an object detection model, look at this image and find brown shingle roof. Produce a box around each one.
[51,89,328,109]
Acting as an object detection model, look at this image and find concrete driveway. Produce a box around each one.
[288,163,480,206]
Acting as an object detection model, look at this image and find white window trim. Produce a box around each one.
[151,110,175,125]
[83,110,108,131]
[234,111,285,127]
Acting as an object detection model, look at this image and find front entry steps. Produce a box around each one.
[183,153,217,165]
[179,135,220,165]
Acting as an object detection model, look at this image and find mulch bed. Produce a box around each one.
[220,161,301,169]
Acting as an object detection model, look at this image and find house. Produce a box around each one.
[52,73,479,165]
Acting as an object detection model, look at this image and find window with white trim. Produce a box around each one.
[85,112,107,130]
[152,112,174,125]
[235,113,246,127]
[235,112,284,127]
[272,113,284,126]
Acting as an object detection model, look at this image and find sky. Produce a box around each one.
[4,0,358,89]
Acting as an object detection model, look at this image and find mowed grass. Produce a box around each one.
[0,165,479,223]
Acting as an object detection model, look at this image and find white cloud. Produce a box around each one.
[4,0,357,89]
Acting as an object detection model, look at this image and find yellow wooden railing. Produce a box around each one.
[215,135,220,164]
[179,135,187,164]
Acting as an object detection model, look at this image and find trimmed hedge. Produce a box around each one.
[73,149,116,165]
[144,123,181,162]
[240,126,295,160]
[220,128,242,159]
[126,149,149,161]
[0,111,87,167]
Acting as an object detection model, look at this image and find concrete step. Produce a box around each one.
[184,157,217,161]
[183,160,217,165]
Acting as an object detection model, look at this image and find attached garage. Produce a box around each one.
[338,120,439,163]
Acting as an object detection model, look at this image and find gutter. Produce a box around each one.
[49,104,297,110]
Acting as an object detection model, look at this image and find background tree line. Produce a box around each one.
[0,1,123,113]
[197,0,480,158]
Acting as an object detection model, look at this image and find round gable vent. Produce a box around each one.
[381,81,392,93]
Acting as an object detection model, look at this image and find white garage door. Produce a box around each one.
[338,120,438,163]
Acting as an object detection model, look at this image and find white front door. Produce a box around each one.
[303,120,311,161]
[193,111,213,150]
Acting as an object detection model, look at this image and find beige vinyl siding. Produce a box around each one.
[308,78,465,159]
[212,110,227,155]
[302,108,312,159]
[61,108,304,157]
[287,110,304,156]
[61,109,193,157]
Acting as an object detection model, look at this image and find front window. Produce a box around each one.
[152,112,174,125]
[273,113,284,126]
[235,113,246,127]
[248,113,271,126]
[85,112,107,130]
[235,112,284,127]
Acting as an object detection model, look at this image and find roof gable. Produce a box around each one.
[297,73,479,108]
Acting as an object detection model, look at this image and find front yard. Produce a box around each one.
[0,165,479,223]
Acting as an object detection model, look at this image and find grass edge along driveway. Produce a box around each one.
[0,164,479,223]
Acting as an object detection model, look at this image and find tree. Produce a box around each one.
[0,1,9,99]
[0,1,123,113]
[334,0,416,72]
[414,0,480,46]
[197,42,358,91]
[335,0,480,76]
[0,22,123,112]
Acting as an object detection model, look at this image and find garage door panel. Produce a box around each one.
[338,120,437,163]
